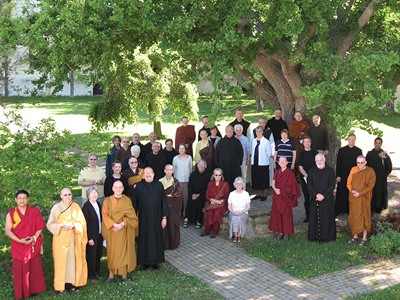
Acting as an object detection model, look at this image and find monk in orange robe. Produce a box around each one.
[47,188,87,295]
[102,180,138,283]
[347,155,376,246]
[288,111,309,153]
[5,190,46,300]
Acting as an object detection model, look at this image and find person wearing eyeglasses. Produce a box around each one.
[347,155,376,246]
[78,153,106,205]
[47,188,88,295]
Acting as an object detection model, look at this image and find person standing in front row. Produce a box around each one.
[347,155,376,246]
[47,188,87,295]
[269,157,300,241]
[5,190,46,300]
[134,167,170,270]
[307,154,336,243]
[102,181,138,283]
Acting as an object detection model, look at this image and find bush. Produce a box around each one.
[0,108,84,212]
[369,229,400,257]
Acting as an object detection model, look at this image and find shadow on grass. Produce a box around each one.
[242,231,370,280]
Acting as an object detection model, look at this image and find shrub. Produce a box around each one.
[369,229,400,257]
[0,108,84,212]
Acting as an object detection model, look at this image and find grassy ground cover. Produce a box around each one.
[0,227,223,300]
[242,231,370,279]
[349,284,400,300]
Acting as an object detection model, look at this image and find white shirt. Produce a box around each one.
[228,190,251,213]
[172,155,193,182]
[90,201,101,234]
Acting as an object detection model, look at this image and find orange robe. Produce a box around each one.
[347,166,376,235]
[102,195,138,275]
[288,120,309,153]
[47,201,87,291]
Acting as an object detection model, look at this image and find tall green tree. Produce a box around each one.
[25,0,198,135]
[0,0,22,97]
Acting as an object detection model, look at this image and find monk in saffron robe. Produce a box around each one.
[347,155,376,246]
[102,180,138,283]
[160,164,183,249]
[5,190,46,300]
[269,157,300,240]
[288,111,309,153]
[47,188,87,295]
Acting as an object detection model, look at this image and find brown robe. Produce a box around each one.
[288,120,309,153]
[347,166,376,236]
[102,195,138,275]
[175,125,196,156]
[161,177,183,250]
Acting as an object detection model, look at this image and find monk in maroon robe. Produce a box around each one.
[175,116,196,157]
[5,190,46,300]
[269,157,300,240]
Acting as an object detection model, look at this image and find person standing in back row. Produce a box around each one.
[175,116,196,157]
[229,108,251,137]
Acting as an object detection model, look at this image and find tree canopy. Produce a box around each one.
[25,0,400,139]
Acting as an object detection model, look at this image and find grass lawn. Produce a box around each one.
[0,228,223,300]
[242,231,370,280]
[349,284,400,300]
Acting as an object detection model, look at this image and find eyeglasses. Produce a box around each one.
[63,193,72,196]
[214,174,222,176]
[123,141,130,143]
[356,162,365,164]
[90,158,97,161]
[130,161,138,164]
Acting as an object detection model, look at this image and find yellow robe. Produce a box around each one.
[102,195,138,275]
[47,201,87,291]
[347,166,376,235]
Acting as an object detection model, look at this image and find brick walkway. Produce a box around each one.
[165,226,400,300]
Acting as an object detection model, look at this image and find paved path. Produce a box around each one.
[165,226,400,300]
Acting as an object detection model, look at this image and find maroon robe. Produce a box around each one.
[9,206,46,299]
[269,169,300,235]
[163,178,183,250]
[175,125,196,156]
[204,181,230,234]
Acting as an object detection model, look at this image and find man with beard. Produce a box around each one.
[335,134,362,215]
[366,138,392,213]
[307,154,336,242]
[133,167,169,269]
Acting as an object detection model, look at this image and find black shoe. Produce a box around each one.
[56,291,65,296]
[151,264,160,270]
[142,265,150,270]
[303,217,309,223]
[122,277,129,283]
[200,231,209,237]
[260,196,267,201]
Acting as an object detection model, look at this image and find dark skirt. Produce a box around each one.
[251,165,269,190]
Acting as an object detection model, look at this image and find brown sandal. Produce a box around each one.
[348,237,359,244]
[359,240,368,247]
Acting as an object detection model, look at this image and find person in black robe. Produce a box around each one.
[184,160,211,228]
[335,134,362,215]
[298,136,318,222]
[146,142,167,181]
[215,125,243,190]
[307,154,336,243]
[133,167,169,269]
[161,139,178,165]
[366,137,392,213]
[197,116,222,141]
[266,109,288,142]
[229,108,251,137]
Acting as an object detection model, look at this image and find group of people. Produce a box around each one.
[5,108,393,299]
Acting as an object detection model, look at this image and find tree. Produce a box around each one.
[0,0,23,97]
[25,0,198,135]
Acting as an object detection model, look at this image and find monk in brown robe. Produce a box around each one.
[47,188,87,295]
[268,157,300,240]
[347,155,376,246]
[102,180,138,283]
[175,116,196,157]
[160,164,183,249]
[288,111,309,153]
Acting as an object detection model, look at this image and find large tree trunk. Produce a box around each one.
[153,121,162,137]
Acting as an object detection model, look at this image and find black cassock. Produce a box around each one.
[215,136,243,190]
[185,168,211,224]
[366,149,392,213]
[146,152,167,181]
[307,165,336,242]
[335,145,362,214]
[134,180,169,265]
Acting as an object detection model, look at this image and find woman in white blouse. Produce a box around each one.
[228,177,251,243]
[172,144,193,219]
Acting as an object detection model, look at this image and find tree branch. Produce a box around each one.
[336,0,384,57]
[294,24,316,58]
